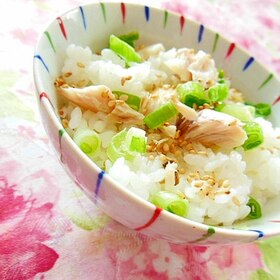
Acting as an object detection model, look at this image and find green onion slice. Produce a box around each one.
[167,200,189,217]
[208,83,229,102]
[129,136,146,153]
[218,68,225,79]
[247,197,262,219]
[73,128,101,157]
[245,102,272,118]
[118,31,139,47]
[109,34,141,66]
[254,103,271,117]
[242,122,264,150]
[107,127,146,162]
[150,191,188,217]
[144,101,178,129]
[220,104,255,122]
[107,129,128,162]
[177,81,209,107]
[113,90,141,111]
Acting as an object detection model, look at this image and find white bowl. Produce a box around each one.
[34,1,280,244]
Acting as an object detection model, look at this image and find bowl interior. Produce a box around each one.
[34,2,280,243]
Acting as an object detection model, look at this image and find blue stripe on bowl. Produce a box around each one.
[144,6,150,22]
[95,170,105,197]
[198,24,204,43]
[242,57,255,71]
[79,6,87,30]
[249,229,264,239]
[34,55,49,73]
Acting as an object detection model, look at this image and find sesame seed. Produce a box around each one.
[177,192,186,199]
[64,72,72,78]
[146,145,153,152]
[222,180,230,188]
[187,176,193,183]
[203,103,211,109]
[202,175,211,180]
[194,180,203,188]
[77,79,87,88]
[175,130,181,139]
[77,62,85,68]
[170,143,176,153]
[115,100,125,105]
[194,171,200,180]
[108,100,115,107]
[59,109,65,117]
[186,143,193,151]
[121,76,132,86]
[163,143,170,152]
[175,171,179,185]
[232,196,241,206]
[101,91,109,98]
[62,119,69,128]
[178,168,185,174]
[175,150,182,157]
[218,179,224,188]
[119,94,128,101]
[207,178,215,186]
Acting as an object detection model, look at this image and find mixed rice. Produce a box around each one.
[56,33,280,226]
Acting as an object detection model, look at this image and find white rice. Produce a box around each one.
[58,43,280,226]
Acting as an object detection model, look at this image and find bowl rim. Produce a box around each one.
[33,0,280,243]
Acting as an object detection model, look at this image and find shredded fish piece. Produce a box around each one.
[57,85,115,113]
[108,102,144,124]
[142,87,197,122]
[178,109,247,149]
[188,50,218,88]
[164,48,194,82]
[57,84,144,124]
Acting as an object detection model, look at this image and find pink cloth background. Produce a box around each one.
[1,0,280,279]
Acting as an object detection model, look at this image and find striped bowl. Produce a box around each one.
[33,2,280,244]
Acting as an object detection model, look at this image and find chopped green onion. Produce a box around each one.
[218,68,224,79]
[144,101,178,129]
[150,191,188,217]
[217,68,226,83]
[109,34,141,66]
[208,83,229,102]
[107,129,128,162]
[73,128,101,157]
[242,122,264,150]
[245,102,272,118]
[118,31,139,47]
[220,104,255,122]
[129,136,146,153]
[247,197,262,219]
[107,127,146,162]
[254,103,271,117]
[167,200,189,217]
[112,90,141,111]
[177,81,209,107]
[214,102,226,112]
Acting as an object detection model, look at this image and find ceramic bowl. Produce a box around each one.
[33,1,280,244]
